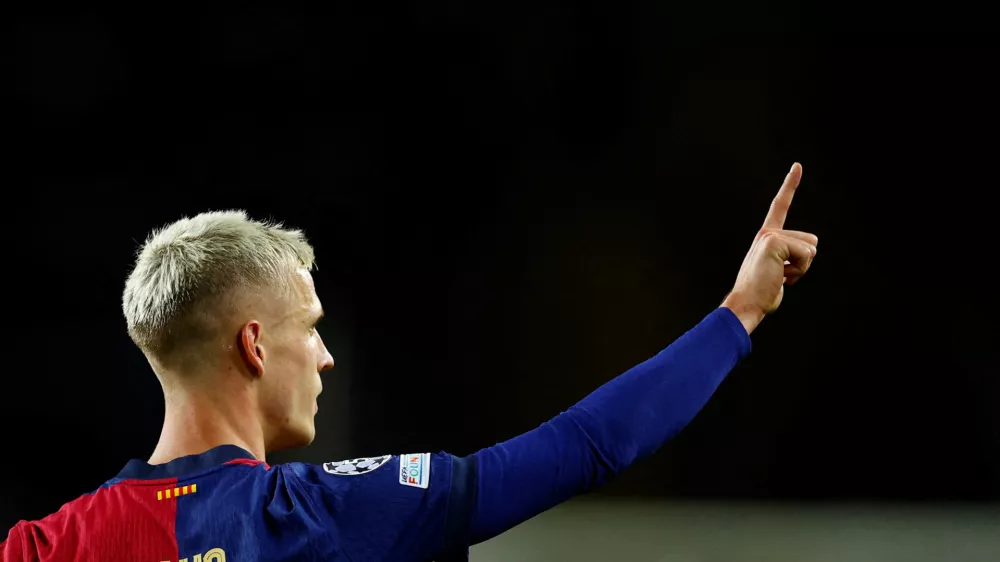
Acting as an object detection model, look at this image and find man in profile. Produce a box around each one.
[2,164,817,561]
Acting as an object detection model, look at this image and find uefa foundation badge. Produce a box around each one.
[399,453,430,488]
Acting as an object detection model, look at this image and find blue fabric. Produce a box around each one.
[141,452,467,561]
[466,307,750,542]
[99,306,748,561]
[114,444,257,480]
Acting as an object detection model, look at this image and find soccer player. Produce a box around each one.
[2,164,817,561]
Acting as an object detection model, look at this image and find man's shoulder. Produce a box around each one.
[279,452,435,491]
[3,478,176,560]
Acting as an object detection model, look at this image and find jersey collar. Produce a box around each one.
[114,444,260,481]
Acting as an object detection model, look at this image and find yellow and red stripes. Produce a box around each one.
[157,483,198,501]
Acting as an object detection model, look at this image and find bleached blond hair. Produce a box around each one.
[123,210,315,363]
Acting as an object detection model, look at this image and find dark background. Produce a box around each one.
[7,7,998,531]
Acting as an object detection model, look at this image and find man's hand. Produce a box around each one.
[722,163,818,334]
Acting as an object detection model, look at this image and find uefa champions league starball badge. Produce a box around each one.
[322,455,393,476]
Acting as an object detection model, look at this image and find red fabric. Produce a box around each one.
[224,458,269,470]
[3,479,179,561]
[1,526,18,561]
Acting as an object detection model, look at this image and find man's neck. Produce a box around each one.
[148,384,267,465]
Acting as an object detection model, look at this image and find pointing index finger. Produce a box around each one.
[763,162,802,230]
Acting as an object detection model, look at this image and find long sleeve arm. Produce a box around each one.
[465,306,751,543]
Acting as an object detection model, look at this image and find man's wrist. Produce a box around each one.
[720,292,764,335]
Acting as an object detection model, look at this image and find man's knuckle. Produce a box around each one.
[759,231,781,247]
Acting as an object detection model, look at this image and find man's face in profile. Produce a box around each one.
[257,268,335,451]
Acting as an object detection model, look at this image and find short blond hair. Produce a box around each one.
[123,210,315,362]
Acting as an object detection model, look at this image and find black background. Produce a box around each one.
[7,7,998,530]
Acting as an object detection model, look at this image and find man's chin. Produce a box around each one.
[267,425,316,452]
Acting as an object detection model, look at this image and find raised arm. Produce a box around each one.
[456,163,818,545]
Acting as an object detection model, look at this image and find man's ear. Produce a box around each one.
[238,320,265,378]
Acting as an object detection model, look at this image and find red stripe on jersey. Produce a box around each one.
[5,479,179,561]
[224,458,270,470]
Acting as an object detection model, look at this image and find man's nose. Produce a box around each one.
[319,347,335,372]
[317,333,335,372]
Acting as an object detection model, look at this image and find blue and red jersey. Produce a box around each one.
[2,307,751,562]
[2,446,473,561]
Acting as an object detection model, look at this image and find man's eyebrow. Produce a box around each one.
[306,309,325,325]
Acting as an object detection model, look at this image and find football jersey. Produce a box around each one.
[2,308,751,562]
[1,445,475,561]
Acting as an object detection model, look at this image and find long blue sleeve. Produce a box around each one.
[465,306,752,543]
